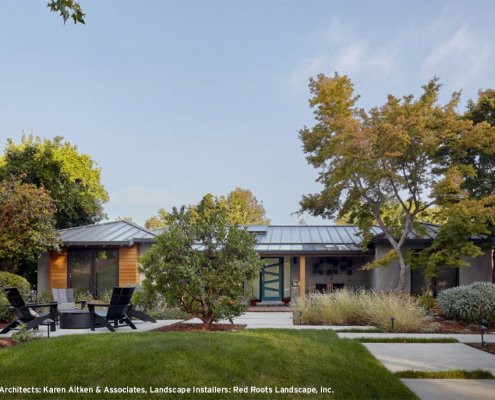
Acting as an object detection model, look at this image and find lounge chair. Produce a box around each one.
[87,287,137,332]
[0,287,57,334]
[52,288,86,311]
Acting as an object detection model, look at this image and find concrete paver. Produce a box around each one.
[401,379,495,400]
[363,343,495,374]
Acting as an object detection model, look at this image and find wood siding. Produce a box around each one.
[50,249,68,289]
[119,245,140,286]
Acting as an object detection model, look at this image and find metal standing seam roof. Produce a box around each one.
[59,222,469,253]
[58,220,157,246]
[249,225,381,254]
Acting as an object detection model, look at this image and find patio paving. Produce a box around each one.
[401,379,495,400]
[1,319,181,338]
[362,343,495,374]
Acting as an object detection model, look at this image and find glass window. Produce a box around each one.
[69,249,92,295]
[95,250,118,297]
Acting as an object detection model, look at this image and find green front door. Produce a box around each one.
[260,257,283,301]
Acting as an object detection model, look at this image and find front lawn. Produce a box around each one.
[0,330,416,399]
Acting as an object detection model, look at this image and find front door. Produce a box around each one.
[260,257,283,301]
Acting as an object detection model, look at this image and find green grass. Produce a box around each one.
[0,330,416,400]
[395,369,495,379]
[336,328,383,333]
[357,338,458,343]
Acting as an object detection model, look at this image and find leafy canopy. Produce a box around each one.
[144,187,269,229]
[140,194,262,329]
[0,135,109,229]
[0,179,59,273]
[299,73,494,290]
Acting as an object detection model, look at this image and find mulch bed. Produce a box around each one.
[433,317,484,334]
[155,322,246,332]
[466,343,495,356]
[0,338,15,349]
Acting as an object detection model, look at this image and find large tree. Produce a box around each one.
[144,187,269,229]
[0,179,59,273]
[0,135,109,229]
[415,89,495,282]
[140,194,261,329]
[298,73,494,290]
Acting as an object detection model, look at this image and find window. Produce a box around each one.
[68,249,118,297]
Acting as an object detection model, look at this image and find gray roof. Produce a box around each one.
[58,220,156,246]
[58,221,482,253]
[249,225,381,255]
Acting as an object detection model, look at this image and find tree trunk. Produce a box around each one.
[396,249,407,291]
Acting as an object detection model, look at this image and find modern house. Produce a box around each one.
[37,220,493,301]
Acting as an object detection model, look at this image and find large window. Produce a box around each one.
[68,249,118,297]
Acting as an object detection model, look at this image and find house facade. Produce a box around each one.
[37,221,493,301]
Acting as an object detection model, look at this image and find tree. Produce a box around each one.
[140,195,262,330]
[47,0,85,24]
[298,73,494,290]
[221,187,270,225]
[0,179,59,273]
[144,187,269,229]
[416,89,495,283]
[144,208,169,230]
[461,89,495,198]
[0,135,109,229]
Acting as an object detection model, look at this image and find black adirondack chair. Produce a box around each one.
[0,287,57,334]
[87,287,137,332]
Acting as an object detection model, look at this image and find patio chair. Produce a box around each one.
[127,304,157,323]
[52,288,86,311]
[0,287,56,334]
[87,287,137,332]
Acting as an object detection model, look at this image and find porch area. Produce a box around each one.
[248,254,374,304]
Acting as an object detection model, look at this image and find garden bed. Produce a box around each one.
[0,337,14,348]
[155,322,247,332]
[466,343,495,356]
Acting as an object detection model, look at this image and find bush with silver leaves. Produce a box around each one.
[437,282,495,325]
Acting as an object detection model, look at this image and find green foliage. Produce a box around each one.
[129,286,190,320]
[462,89,495,198]
[145,187,269,229]
[11,323,40,343]
[0,179,59,273]
[293,289,436,332]
[47,0,85,24]
[0,135,108,229]
[140,195,262,329]
[437,282,495,325]
[419,290,436,314]
[0,272,31,322]
[413,196,495,278]
[395,369,494,379]
[298,73,495,290]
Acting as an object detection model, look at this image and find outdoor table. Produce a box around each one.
[59,310,92,329]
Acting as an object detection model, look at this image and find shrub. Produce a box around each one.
[363,291,437,332]
[292,289,436,332]
[437,282,495,325]
[11,323,40,343]
[0,272,31,322]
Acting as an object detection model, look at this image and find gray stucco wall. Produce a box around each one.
[459,251,493,285]
[37,252,50,294]
[370,243,413,292]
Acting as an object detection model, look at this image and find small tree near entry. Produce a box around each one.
[299,73,494,290]
[140,195,262,330]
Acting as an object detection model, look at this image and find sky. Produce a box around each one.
[0,0,494,226]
